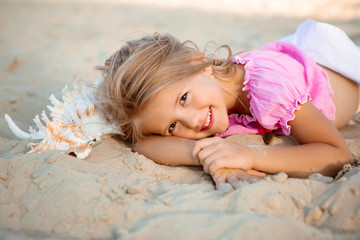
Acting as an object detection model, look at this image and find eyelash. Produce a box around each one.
[179,93,187,105]
[168,93,188,133]
[169,122,176,133]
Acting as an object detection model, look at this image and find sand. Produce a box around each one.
[1,0,360,239]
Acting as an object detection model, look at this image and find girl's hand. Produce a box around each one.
[212,168,266,190]
[193,137,254,175]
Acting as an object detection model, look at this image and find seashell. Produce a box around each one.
[4,112,49,140]
[28,121,94,159]
[47,78,121,140]
[4,76,122,159]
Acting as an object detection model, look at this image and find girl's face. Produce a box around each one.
[138,71,229,139]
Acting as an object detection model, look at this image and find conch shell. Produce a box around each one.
[28,121,95,159]
[4,77,122,159]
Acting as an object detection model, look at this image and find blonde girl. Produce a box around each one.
[96,19,359,189]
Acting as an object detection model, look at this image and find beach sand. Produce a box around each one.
[0,0,360,239]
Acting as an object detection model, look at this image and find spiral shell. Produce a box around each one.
[4,77,122,159]
[28,121,95,159]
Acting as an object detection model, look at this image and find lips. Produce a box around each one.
[201,107,214,131]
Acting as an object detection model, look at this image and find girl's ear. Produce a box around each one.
[203,65,213,77]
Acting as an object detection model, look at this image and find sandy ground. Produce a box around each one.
[0,0,360,239]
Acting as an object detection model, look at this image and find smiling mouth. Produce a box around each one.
[201,107,214,131]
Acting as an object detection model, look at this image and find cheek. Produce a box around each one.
[214,108,229,132]
[219,116,229,132]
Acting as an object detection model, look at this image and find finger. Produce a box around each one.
[236,171,262,183]
[213,174,226,190]
[208,158,237,176]
[202,155,220,174]
[203,153,231,174]
[245,169,266,178]
[197,143,220,166]
[192,137,223,161]
[226,175,239,190]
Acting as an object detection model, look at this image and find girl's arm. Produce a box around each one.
[197,101,353,178]
[134,135,200,166]
[254,101,353,177]
[134,135,266,189]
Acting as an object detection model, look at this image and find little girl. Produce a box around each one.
[96,19,360,189]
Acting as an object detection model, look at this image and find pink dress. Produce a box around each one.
[215,42,335,138]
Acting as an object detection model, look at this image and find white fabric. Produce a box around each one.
[354,87,360,124]
[280,19,360,84]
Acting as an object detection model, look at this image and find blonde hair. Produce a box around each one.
[96,33,236,146]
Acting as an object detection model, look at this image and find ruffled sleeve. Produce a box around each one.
[222,42,334,137]
[214,114,258,138]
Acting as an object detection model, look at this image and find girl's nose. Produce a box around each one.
[180,109,202,131]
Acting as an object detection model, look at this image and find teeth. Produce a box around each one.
[204,108,211,128]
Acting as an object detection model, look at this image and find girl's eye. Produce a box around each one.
[179,93,187,105]
[169,122,176,133]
